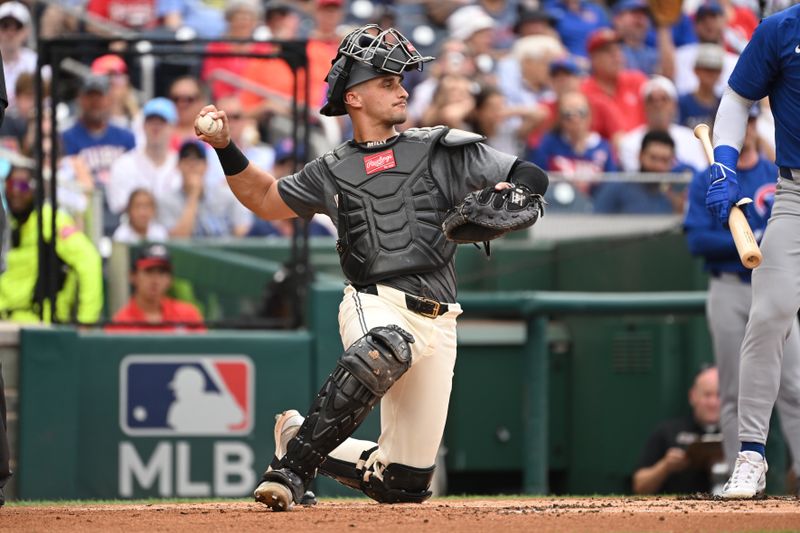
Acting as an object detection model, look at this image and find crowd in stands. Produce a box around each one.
[1,0,779,229]
[0,0,781,324]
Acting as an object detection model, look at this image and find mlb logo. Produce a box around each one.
[120,355,254,436]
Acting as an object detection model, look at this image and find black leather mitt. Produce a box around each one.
[442,185,545,244]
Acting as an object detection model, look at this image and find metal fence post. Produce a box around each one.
[523,313,548,494]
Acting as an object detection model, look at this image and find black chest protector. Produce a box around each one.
[323,127,456,285]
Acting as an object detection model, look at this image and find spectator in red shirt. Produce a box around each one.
[240,0,340,112]
[201,0,265,102]
[107,243,205,332]
[581,28,647,143]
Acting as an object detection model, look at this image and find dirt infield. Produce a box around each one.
[3,496,800,532]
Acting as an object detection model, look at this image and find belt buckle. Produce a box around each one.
[418,297,440,319]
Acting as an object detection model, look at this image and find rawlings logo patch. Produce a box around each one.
[363,149,396,175]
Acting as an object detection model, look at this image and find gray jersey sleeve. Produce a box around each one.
[276,158,331,220]
[432,142,518,204]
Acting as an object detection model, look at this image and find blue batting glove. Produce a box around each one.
[705,145,742,224]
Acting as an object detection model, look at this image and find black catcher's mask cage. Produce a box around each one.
[320,25,434,116]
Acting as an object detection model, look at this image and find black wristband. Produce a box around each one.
[215,141,250,176]
[508,159,549,195]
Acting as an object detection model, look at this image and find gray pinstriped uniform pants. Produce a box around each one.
[708,274,800,473]
[737,176,800,465]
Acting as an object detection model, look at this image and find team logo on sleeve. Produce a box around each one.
[120,355,254,436]
[363,149,397,175]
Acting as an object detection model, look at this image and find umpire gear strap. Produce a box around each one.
[318,446,378,491]
[362,463,435,504]
[259,467,306,504]
[318,453,435,504]
[339,324,413,396]
[267,326,414,485]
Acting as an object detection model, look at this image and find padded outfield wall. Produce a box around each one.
[13,227,790,498]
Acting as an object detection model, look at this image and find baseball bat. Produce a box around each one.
[693,124,762,269]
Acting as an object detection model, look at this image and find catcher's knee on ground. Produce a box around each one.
[320,452,435,503]
[261,325,414,498]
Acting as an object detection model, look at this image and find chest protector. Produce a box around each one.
[323,127,456,284]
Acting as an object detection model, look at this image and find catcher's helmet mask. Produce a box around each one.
[320,25,434,117]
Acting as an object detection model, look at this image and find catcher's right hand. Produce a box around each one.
[195,105,231,149]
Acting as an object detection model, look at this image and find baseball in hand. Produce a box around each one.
[195,114,222,135]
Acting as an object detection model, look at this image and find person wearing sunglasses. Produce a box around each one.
[0,2,36,111]
[215,94,274,172]
[528,90,616,212]
[168,76,226,189]
[0,164,102,325]
[168,76,208,149]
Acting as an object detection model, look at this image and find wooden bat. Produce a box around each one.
[693,124,762,269]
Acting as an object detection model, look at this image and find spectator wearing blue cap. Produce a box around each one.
[62,74,136,235]
[158,139,253,238]
[525,57,584,149]
[672,2,738,96]
[107,97,180,227]
[677,43,723,130]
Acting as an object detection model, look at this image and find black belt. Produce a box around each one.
[780,167,798,180]
[357,284,449,318]
[710,270,751,283]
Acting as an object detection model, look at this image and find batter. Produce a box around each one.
[705,3,800,498]
[685,110,800,489]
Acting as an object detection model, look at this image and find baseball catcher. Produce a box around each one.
[196,24,549,510]
[703,3,800,499]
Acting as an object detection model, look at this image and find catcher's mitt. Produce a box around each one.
[648,0,683,27]
[442,185,545,247]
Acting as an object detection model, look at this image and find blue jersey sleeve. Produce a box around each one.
[727,15,780,101]
[683,169,739,261]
